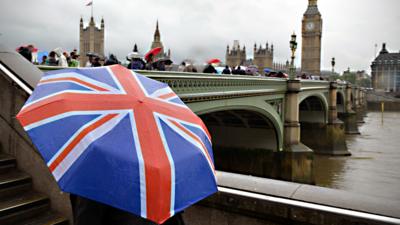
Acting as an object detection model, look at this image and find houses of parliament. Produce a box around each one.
[79,0,322,74]
[226,0,322,75]
[79,17,170,66]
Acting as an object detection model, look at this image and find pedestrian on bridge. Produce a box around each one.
[203,63,217,74]
[222,65,231,74]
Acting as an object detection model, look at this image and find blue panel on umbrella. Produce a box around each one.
[158,119,217,213]
[43,68,120,90]
[169,97,185,106]
[135,73,169,96]
[58,114,142,215]
[181,123,214,162]
[27,114,101,163]
[27,82,92,104]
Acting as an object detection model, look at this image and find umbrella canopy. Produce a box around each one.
[207,58,221,64]
[145,47,162,61]
[37,51,49,64]
[16,65,217,224]
[127,52,143,60]
[86,52,99,57]
[264,68,273,73]
[156,58,173,65]
[16,45,39,52]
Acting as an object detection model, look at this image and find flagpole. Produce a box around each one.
[91,1,93,18]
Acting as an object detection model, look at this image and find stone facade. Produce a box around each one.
[150,21,171,60]
[79,17,105,66]
[371,43,400,92]
[226,40,246,68]
[253,43,273,70]
[226,40,277,71]
[301,0,322,76]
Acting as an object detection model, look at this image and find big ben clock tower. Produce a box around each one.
[301,0,322,75]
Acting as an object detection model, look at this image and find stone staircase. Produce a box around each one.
[0,153,68,225]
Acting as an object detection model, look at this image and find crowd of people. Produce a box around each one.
[17,45,323,80]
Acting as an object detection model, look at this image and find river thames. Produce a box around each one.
[314,111,400,201]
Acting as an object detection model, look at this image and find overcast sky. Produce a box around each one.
[1,0,399,73]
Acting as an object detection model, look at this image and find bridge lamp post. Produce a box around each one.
[331,57,336,81]
[289,32,298,80]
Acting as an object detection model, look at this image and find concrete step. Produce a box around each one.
[0,191,50,224]
[14,211,69,225]
[0,154,16,173]
[0,170,32,198]
[0,153,69,224]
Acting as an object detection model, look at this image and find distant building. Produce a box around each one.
[226,40,276,71]
[253,43,273,70]
[150,20,171,60]
[79,16,105,66]
[226,40,246,68]
[301,0,323,76]
[371,43,400,92]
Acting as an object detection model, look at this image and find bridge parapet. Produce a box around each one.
[300,80,330,91]
[138,71,288,102]
[39,66,290,102]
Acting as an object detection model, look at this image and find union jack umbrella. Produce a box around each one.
[16,65,217,224]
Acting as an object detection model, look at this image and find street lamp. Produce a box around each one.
[331,57,336,80]
[289,32,298,79]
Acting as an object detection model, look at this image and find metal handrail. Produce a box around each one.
[0,62,33,94]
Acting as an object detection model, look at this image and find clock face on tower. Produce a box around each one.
[306,22,315,31]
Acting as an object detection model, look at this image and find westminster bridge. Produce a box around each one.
[1,47,399,225]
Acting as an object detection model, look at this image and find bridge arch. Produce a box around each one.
[194,102,283,151]
[337,91,345,113]
[299,93,329,124]
[192,101,283,178]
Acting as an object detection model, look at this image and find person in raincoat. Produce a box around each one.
[203,63,217,74]
[53,48,68,67]
[145,53,155,70]
[69,52,80,67]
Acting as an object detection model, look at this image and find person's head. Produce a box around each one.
[88,55,93,63]
[49,51,56,58]
[70,52,78,60]
[181,61,186,66]
[27,44,35,51]
[63,52,69,57]
[41,55,47,61]
[225,65,229,69]
[237,66,241,70]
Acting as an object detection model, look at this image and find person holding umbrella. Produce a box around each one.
[203,58,220,74]
[127,52,146,70]
[16,65,217,225]
[203,63,217,74]
[144,47,162,70]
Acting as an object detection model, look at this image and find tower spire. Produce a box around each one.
[154,20,161,42]
[309,0,317,6]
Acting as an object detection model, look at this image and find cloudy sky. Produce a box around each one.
[1,0,399,73]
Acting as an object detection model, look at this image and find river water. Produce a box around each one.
[314,111,400,201]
